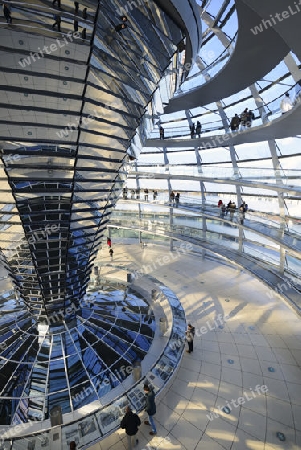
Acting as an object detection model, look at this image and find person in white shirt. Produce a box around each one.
[280,93,293,114]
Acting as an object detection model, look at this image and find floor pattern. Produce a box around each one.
[4,241,298,450]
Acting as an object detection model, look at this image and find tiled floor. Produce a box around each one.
[87,242,301,450]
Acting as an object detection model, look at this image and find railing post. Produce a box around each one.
[170,206,173,251]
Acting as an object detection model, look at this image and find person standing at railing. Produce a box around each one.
[159,126,164,140]
[196,121,202,138]
[240,108,248,130]
[170,191,175,205]
[221,203,226,217]
[190,123,195,139]
[230,114,240,131]
[280,93,293,114]
[246,110,255,127]
[175,192,180,207]
[229,202,236,221]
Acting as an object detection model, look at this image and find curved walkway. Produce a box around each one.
[108,216,301,314]
[145,101,301,148]
[87,242,301,450]
[115,199,301,258]
[244,0,301,62]
[164,0,289,113]
[129,171,301,196]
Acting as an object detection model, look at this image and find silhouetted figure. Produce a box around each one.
[52,14,61,32]
[81,28,87,39]
[3,3,12,23]
[115,23,127,32]
[144,188,149,201]
[109,248,114,259]
[82,7,87,19]
[196,121,202,138]
[153,190,158,201]
[74,20,78,32]
[230,114,240,131]
[170,191,175,205]
[159,126,164,140]
[52,0,61,7]
[190,123,195,139]
[74,2,79,13]
[175,192,180,207]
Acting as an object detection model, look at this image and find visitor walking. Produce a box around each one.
[143,384,157,435]
[109,248,114,259]
[120,406,141,449]
[3,3,12,23]
[52,14,61,31]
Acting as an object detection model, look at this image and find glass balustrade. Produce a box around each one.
[147,83,299,140]
[109,201,301,281]
[129,164,299,183]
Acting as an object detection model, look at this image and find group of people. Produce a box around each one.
[170,191,180,207]
[190,121,202,139]
[218,199,248,222]
[121,322,195,449]
[126,188,158,201]
[230,108,255,132]
[120,383,157,449]
[159,91,294,142]
[107,237,114,258]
